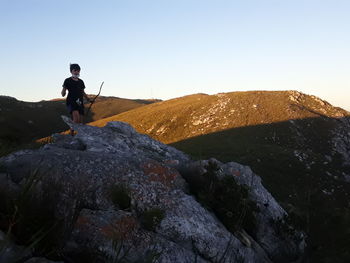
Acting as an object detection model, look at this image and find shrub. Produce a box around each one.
[0,169,65,260]
[140,208,165,231]
[183,161,259,233]
[110,185,131,210]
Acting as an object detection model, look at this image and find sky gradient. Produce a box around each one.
[0,0,349,110]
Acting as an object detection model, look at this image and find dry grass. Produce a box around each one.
[89,90,349,144]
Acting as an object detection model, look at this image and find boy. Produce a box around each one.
[61,63,91,135]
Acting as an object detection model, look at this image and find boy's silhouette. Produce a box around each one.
[61,63,91,135]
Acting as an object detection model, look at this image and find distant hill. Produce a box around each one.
[89,90,350,262]
[0,95,159,155]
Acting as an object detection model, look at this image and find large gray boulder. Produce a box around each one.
[0,118,305,262]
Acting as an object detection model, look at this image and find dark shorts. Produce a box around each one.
[67,103,84,115]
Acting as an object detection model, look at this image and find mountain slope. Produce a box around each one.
[90,90,348,142]
[89,90,350,262]
[0,95,158,155]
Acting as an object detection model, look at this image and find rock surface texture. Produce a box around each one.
[0,117,305,262]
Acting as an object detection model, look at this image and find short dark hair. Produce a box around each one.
[70,63,81,72]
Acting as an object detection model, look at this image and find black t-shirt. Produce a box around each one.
[62,77,86,105]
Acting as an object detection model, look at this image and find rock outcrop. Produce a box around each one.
[0,117,305,262]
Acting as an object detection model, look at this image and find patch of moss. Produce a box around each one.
[140,208,165,231]
[110,185,131,210]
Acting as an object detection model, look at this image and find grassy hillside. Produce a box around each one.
[0,95,158,156]
[89,90,350,262]
[90,90,347,142]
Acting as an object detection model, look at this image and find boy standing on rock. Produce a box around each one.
[61,63,91,135]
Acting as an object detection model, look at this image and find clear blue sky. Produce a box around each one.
[0,0,349,110]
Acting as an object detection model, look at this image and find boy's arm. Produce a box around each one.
[61,87,67,97]
[83,90,92,103]
[61,79,68,97]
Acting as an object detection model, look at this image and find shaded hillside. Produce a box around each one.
[0,95,158,155]
[89,90,350,262]
[173,117,350,262]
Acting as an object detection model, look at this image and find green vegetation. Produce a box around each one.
[110,185,132,210]
[104,239,161,263]
[69,237,162,263]
[0,168,65,261]
[140,208,165,231]
[182,160,258,233]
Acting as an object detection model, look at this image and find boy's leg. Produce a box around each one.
[78,106,85,124]
[67,105,74,135]
[70,110,80,136]
[72,110,80,123]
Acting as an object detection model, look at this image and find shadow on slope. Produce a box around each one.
[171,116,350,263]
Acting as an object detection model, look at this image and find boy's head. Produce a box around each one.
[70,63,80,78]
[70,63,81,73]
